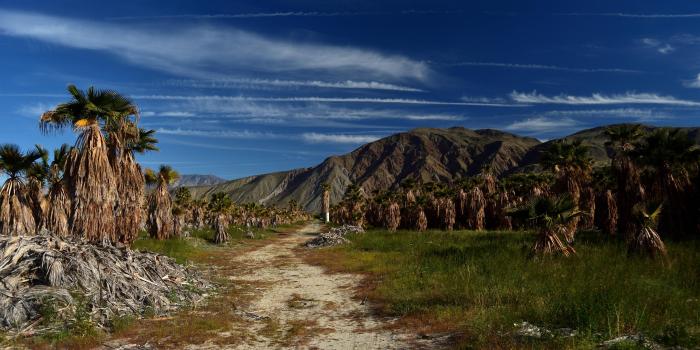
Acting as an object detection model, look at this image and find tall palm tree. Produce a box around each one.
[633,128,700,239]
[42,144,72,237]
[145,165,179,240]
[41,85,139,243]
[541,140,592,243]
[0,145,43,236]
[321,183,331,223]
[605,124,645,241]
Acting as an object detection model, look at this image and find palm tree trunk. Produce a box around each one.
[147,182,174,240]
[43,182,71,237]
[112,151,145,245]
[213,213,229,244]
[64,125,117,244]
[0,178,36,236]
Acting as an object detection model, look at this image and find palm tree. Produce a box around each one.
[42,144,72,237]
[209,192,232,244]
[110,126,155,245]
[513,195,580,257]
[0,145,43,236]
[321,183,331,223]
[41,85,139,243]
[26,145,49,227]
[541,140,592,243]
[633,128,700,239]
[628,202,667,258]
[605,124,645,241]
[145,165,179,240]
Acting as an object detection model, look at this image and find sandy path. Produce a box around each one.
[221,222,433,350]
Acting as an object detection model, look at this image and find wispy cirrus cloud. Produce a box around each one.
[509,91,700,106]
[684,73,700,88]
[134,95,518,106]
[641,38,675,54]
[166,78,423,92]
[301,132,380,144]
[0,9,430,82]
[504,117,580,133]
[449,61,638,73]
[110,10,457,20]
[557,12,700,18]
[155,128,281,139]
[543,108,673,121]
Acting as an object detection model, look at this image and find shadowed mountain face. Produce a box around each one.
[189,125,700,212]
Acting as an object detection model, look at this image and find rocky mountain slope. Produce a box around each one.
[173,174,227,187]
[189,125,700,212]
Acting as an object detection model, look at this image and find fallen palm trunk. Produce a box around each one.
[304,225,364,248]
[0,234,210,332]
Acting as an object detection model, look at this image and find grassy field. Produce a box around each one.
[304,229,700,349]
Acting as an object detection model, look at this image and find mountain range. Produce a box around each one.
[187,124,700,212]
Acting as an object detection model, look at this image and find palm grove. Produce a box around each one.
[0,86,306,245]
[330,124,700,258]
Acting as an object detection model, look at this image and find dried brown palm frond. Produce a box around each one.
[64,125,117,243]
[147,182,174,240]
[531,226,576,257]
[213,213,229,244]
[466,187,485,230]
[0,178,36,236]
[112,150,145,245]
[629,203,667,259]
[43,181,71,237]
[0,234,210,331]
[416,207,428,232]
[385,202,401,232]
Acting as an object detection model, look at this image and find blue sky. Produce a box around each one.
[2,0,700,179]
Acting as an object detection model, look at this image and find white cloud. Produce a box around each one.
[0,9,430,81]
[16,103,51,118]
[166,78,423,92]
[543,108,672,121]
[142,111,196,117]
[111,10,455,20]
[404,114,464,121]
[559,12,700,18]
[509,91,700,106]
[135,95,518,107]
[504,117,579,132]
[684,73,700,88]
[301,132,380,144]
[451,61,638,73]
[155,128,281,139]
[641,38,675,54]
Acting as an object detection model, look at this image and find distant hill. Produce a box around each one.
[189,124,700,212]
[173,174,227,188]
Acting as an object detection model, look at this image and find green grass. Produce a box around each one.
[306,229,700,349]
[131,223,303,264]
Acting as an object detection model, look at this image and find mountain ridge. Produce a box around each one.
[189,124,700,212]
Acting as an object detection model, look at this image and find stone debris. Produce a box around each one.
[0,234,211,333]
[599,334,665,350]
[303,225,364,248]
[513,321,578,339]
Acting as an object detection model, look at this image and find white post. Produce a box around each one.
[325,212,330,223]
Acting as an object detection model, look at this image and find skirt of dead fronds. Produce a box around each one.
[0,235,211,333]
[0,179,36,236]
[531,226,576,258]
[629,227,668,259]
[65,125,117,243]
[213,213,229,244]
[384,202,401,232]
[42,184,71,238]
